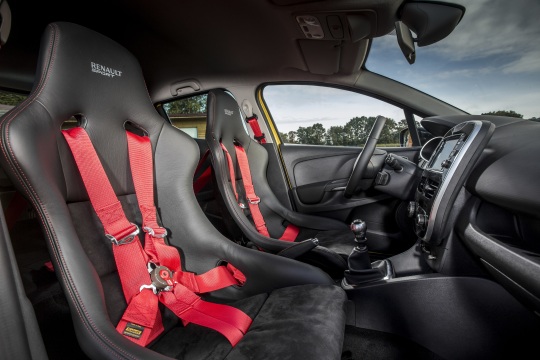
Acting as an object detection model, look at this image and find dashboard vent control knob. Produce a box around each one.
[407,201,417,218]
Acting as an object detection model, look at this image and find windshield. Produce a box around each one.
[366,0,540,120]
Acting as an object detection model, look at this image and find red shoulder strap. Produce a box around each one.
[221,141,298,241]
[246,115,266,144]
[63,127,251,346]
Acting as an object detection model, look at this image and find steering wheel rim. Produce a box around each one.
[344,116,387,198]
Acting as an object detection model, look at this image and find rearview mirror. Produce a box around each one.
[395,21,415,64]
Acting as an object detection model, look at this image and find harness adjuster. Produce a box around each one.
[247,196,261,205]
[254,133,266,142]
[106,224,140,246]
[143,226,168,238]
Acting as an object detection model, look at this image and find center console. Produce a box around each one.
[410,120,495,246]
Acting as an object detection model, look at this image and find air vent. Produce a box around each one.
[417,177,426,193]
[424,179,440,199]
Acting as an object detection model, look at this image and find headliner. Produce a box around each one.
[0,0,403,100]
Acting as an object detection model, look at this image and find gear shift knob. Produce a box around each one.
[350,219,367,241]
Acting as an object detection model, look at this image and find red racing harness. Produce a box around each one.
[62,127,251,347]
[220,142,299,242]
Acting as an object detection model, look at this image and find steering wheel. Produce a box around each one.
[344,116,387,198]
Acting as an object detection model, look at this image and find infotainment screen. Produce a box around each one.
[428,138,458,170]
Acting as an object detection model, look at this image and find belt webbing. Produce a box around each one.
[63,127,251,346]
[245,115,266,144]
[221,142,298,242]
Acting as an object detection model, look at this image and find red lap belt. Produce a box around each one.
[62,127,250,347]
[221,142,299,242]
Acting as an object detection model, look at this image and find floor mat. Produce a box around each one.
[342,325,444,360]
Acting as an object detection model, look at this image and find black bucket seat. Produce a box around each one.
[0,22,347,359]
[206,90,356,276]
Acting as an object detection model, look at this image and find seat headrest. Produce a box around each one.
[207,89,251,145]
[31,22,156,127]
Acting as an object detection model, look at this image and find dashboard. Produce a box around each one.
[411,120,494,244]
[414,115,540,314]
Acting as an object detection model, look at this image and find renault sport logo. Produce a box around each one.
[91,62,122,78]
[224,109,234,116]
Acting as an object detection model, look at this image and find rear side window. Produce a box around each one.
[162,94,208,139]
[263,84,408,147]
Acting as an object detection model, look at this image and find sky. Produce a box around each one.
[264,0,540,133]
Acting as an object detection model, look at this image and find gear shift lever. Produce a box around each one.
[344,219,394,286]
[348,219,371,270]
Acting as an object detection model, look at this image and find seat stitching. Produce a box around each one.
[0,23,132,360]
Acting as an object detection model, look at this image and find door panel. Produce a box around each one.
[276,143,421,256]
[261,84,424,256]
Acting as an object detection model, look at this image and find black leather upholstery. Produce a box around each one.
[206,90,356,276]
[0,22,347,359]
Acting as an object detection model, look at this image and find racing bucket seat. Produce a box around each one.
[206,89,358,277]
[0,22,347,359]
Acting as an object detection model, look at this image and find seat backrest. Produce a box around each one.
[206,90,299,250]
[0,23,331,359]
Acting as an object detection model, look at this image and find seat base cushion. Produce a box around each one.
[150,284,347,360]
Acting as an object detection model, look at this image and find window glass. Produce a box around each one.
[263,85,406,147]
[162,94,207,139]
[0,89,27,117]
[366,0,540,120]
[0,89,79,129]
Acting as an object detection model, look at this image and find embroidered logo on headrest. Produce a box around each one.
[91,62,122,78]
[224,109,234,116]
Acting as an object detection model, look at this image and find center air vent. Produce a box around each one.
[424,179,440,199]
[417,177,427,193]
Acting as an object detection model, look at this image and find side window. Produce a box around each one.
[162,94,208,139]
[1,89,79,129]
[263,85,408,147]
[414,114,434,145]
[0,89,27,117]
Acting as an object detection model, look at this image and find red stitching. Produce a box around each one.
[0,24,134,360]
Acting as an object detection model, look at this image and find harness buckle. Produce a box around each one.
[143,226,168,238]
[106,224,140,246]
[247,196,261,205]
[140,264,174,294]
[238,203,247,209]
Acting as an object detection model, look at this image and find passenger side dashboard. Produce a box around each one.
[418,114,540,314]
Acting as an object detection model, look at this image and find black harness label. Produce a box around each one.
[123,322,144,339]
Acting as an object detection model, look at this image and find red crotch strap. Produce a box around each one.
[62,127,250,347]
[193,149,212,194]
[245,115,266,144]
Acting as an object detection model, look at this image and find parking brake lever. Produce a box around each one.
[277,238,319,259]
